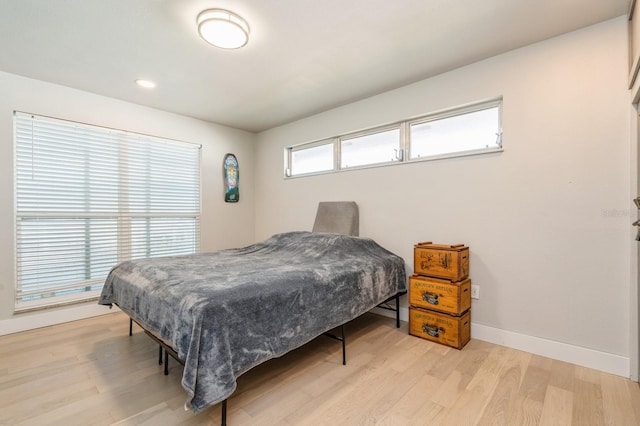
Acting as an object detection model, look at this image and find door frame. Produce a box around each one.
[630,92,640,382]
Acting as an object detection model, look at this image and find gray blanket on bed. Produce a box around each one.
[98,231,406,412]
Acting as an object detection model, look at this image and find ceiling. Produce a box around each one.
[0,0,630,133]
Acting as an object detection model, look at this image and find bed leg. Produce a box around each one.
[129,318,133,336]
[164,351,169,375]
[221,399,227,426]
[323,326,347,365]
[396,294,401,328]
[341,325,346,366]
[158,345,163,365]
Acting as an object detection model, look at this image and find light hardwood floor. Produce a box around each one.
[1,312,639,426]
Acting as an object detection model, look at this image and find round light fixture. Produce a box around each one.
[197,9,249,49]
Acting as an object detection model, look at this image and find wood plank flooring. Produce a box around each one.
[1,311,639,425]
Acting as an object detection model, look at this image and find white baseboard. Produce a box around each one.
[371,307,630,379]
[371,305,410,323]
[0,303,118,336]
[471,323,630,378]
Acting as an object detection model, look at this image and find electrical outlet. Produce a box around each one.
[471,285,480,300]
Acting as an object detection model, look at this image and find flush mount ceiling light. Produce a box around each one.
[197,9,249,49]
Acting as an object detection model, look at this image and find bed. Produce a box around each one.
[98,202,407,422]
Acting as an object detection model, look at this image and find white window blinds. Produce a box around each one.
[14,112,201,309]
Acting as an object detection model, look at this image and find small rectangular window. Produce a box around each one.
[409,105,501,160]
[341,127,400,169]
[288,140,334,176]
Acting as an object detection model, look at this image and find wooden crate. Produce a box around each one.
[409,307,471,349]
[409,275,471,316]
[414,242,469,281]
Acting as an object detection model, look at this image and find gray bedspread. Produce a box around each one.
[98,231,406,412]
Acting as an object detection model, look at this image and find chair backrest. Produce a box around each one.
[312,201,359,236]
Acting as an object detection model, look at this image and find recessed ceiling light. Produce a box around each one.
[135,79,156,89]
[197,9,249,49]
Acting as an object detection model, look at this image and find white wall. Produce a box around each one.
[255,17,632,376]
[0,71,256,332]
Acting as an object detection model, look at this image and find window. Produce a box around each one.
[287,140,333,176]
[409,104,501,159]
[341,126,400,169]
[14,112,201,309]
[285,98,502,177]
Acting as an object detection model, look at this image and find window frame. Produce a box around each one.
[13,111,202,311]
[284,98,503,178]
[406,99,503,162]
[339,123,402,171]
[285,138,336,177]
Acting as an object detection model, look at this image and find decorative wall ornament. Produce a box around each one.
[223,153,239,203]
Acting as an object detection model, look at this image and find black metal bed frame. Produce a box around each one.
[125,290,406,426]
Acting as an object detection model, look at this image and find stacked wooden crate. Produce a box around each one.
[408,242,471,349]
